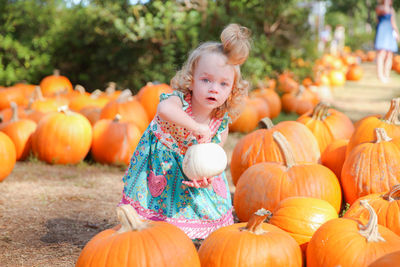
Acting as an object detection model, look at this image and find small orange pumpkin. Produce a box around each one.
[0,131,16,182]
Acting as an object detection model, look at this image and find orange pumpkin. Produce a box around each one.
[281,86,319,116]
[250,85,281,119]
[328,70,346,86]
[91,115,141,165]
[31,106,92,164]
[297,103,354,153]
[100,89,149,133]
[368,250,400,267]
[229,98,260,133]
[248,96,270,121]
[268,197,338,253]
[0,103,37,160]
[0,86,25,110]
[347,98,400,156]
[230,119,320,185]
[198,209,302,267]
[29,86,68,113]
[137,82,172,120]
[346,64,364,81]
[0,131,16,182]
[79,106,101,126]
[307,200,400,267]
[320,139,348,180]
[344,184,400,236]
[39,69,73,96]
[233,131,342,221]
[76,205,200,267]
[278,73,299,93]
[341,128,400,204]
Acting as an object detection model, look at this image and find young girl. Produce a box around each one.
[119,24,251,239]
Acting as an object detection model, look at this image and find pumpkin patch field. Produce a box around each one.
[2,61,400,266]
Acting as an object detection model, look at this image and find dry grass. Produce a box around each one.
[0,134,244,267]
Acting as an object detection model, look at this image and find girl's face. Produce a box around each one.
[191,53,235,113]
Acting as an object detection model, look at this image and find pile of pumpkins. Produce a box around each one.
[77,97,400,266]
[0,70,172,182]
[230,49,366,134]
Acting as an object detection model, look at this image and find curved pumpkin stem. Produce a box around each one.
[113,114,122,122]
[10,102,19,122]
[358,200,385,242]
[90,89,103,99]
[240,208,272,235]
[33,86,45,101]
[375,128,392,143]
[382,184,400,201]
[53,69,60,76]
[311,102,330,121]
[383,98,400,125]
[116,204,148,234]
[273,131,296,168]
[258,117,274,129]
[117,89,133,103]
[74,84,86,94]
[105,82,116,95]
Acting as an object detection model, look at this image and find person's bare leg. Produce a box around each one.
[376,50,387,82]
[383,51,393,81]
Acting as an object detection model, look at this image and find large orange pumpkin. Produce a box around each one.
[229,98,260,133]
[281,86,319,116]
[0,102,37,160]
[307,200,400,267]
[0,86,25,110]
[347,98,400,156]
[76,205,200,267]
[0,131,16,182]
[31,106,92,164]
[100,89,149,133]
[198,209,302,267]
[137,82,172,120]
[249,85,281,119]
[268,197,338,253]
[39,69,73,96]
[230,119,320,185]
[233,131,342,221]
[321,139,348,180]
[91,115,141,166]
[344,184,400,236]
[297,103,354,153]
[341,128,400,204]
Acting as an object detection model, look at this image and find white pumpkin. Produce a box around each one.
[182,143,227,180]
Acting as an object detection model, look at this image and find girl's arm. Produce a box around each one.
[157,95,212,142]
[391,8,400,41]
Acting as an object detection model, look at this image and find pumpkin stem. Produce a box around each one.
[382,184,400,201]
[240,208,272,235]
[358,200,385,242]
[375,128,392,143]
[53,69,60,76]
[74,85,86,94]
[33,86,45,101]
[90,89,103,99]
[116,204,148,233]
[117,89,133,103]
[105,82,116,95]
[10,102,19,122]
[383,98,400,125]
[295,85,305,97]
[311,102,330,120]
[258,117,274,129]
[273,131,296,168]
[57,105,73,115]
[113,114,122,122]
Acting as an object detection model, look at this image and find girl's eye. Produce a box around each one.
[202,78,210,83]
[221,82,229,87]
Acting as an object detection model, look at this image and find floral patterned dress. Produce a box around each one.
[119,90,234,239]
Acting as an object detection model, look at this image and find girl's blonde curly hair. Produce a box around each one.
[170,24,251,120]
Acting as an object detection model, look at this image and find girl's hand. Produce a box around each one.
[182,177,214,188]
[195,124,212,143]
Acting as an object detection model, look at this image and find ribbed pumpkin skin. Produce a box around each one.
[341,138,400,204]
[31,111,92,164]
[76,222,200,267]
[281,88,319,116]
[320,139,348,180]
[368,250,400,267]
[233,162,342,222]
[269,197,338,252]
[137,83,172,120]
[39,74,73,96]
[0,119,37,160]
[198,222,302,267]
[229,101,259,133]
[230,121,320,185]
[91,119,141,165]
[0,132,16,181]
[297,107,354,153]
[250,88,281,119]
[100,98,149,133]
[307,218,400,267]
[344,187,400,235]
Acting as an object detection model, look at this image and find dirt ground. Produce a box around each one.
[0,132,244,267]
